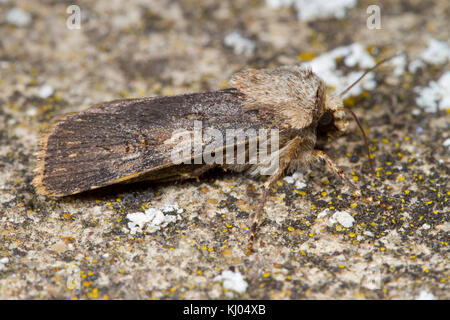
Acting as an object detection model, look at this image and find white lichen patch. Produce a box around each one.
[419,39,450,65]
[408,59,425,73]
[161,203,184,214]
[224,31,255,57]
[38,84,54,98]
[305,43,376,97]
[409,39,450,73]
[0,257,9,271]
[295,0,358,21]
[6,7,32,27]
[265,0,293,8]
[266,0,357,21]
[389,54,408,77]
[283,172,307,189]
[213,270,248,296]
[415,71,450,113]
[363,230,375,238]
[317,208,329,219]
[126,203,182,235]
[416,290,437,300]
[443,138,450,149]
[330,211,355,228]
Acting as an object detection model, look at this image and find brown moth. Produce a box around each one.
[34,61,387,252]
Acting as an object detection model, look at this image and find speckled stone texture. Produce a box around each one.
[0,0,448,299]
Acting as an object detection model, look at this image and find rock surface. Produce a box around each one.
[0,0,448,299]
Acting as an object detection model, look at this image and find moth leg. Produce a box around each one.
[310,150,361,196]
[247,136,303,255]
[247,171,282,255]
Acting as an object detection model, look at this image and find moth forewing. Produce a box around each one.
[34,89,276,196]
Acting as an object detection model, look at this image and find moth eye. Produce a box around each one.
[319,112,333,126]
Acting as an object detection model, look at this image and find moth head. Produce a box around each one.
[317,55,394,141]
[317,92,348,139]
[317,90,374,174]
[316,55,394,176]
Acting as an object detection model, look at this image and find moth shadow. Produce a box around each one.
[59,166,255,202]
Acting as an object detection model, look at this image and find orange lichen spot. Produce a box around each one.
[222,248,232,257]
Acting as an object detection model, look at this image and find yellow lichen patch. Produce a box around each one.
[220,80,228,89]
[298,52,316,61]
[343,96,356,108]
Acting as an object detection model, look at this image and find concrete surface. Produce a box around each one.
[0,0,448,299]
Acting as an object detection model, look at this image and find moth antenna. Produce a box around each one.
[337,107,375,175]
[339,55,396,98]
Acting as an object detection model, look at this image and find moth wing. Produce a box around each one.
[34,89,274,196]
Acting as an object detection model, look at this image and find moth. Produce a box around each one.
[34,60,388,252]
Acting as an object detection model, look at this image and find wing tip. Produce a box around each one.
[33,114,78,197]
